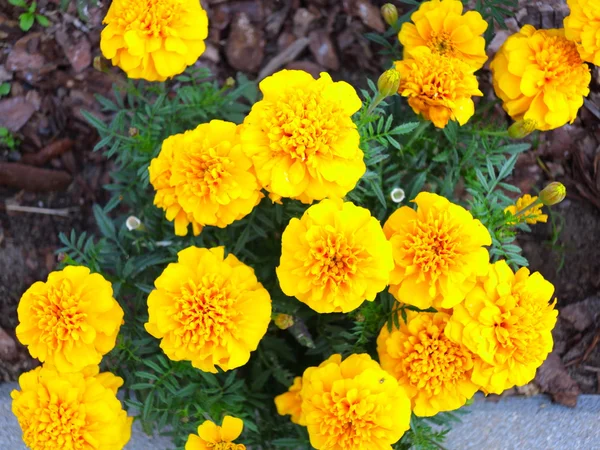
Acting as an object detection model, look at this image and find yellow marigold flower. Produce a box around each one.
[446,260,558,394]
[277,198,394,313]
[399,0,488,70]
[145,246,271,373]
[185,416,246,450]
[491,25,591,131]
[241,70,365,204]
[274,376,305,425]
[565,0,600,66]
[11,365,132,450]
[504,194,547,225]
[384,192,491,310]
[16,266,124,373]
[100,0,208,81]
[395,48,483,128]
[301,353,411,450]
[377,311,479,417]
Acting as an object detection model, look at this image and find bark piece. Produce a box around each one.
[308,30,339,70]
[21,139,74,166]
[0,163,72,191]
[0,97,36,131]
[535,353,581,407]
[225,13,265,73]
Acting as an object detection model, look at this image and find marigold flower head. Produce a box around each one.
[491,25,591,131]
[11,365,132,450]
[274,376,305,425]
[277,198,394,313]
[539,182,567,206]
[185,416,246,450]
[301,353,411,450]
[504,194,547,225]
[241,70,365,204]
[399,0,488,70]
[564,0,600,66]
[100,0,208,81]
[16,266,124,373]
[395,48,483,128]
[145,246,271,373]
[377,311,479,417]
[384,192,492,310]
[446,260,558,394]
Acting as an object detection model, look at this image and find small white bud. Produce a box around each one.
[390,188,405,203]
[126,216,143,231]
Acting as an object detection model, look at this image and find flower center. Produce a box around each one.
[177,145,233,198]
[31,280,86,349]
[320,391,377,448]
[208,443,246,450]
[429,31,455,57]
[534,33,585,86]
[113,0,184,37]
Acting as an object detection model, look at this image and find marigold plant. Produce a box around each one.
[241,70,365,204]
[274,376,305,426]
[504,194,548,225]
[300,353,411,450]
[399,0,488,70]
[100,0,208,81]
[564,0,600,66]
[446,260,558,394]
[145,246,272,372]
[185,416,246,450]
[491,25,591,131]
[16,266,123,373]
[277,198,394,313]
[11,365,132,450]
[384,192,491,310]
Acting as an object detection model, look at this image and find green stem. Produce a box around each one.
[366,94,385,116]
[475,130,509,138]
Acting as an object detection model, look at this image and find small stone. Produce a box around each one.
[539,4,555,30]
[0,328,17,361]
[0,97,35,131]
[225,13,265,73]
[308,30,340,71]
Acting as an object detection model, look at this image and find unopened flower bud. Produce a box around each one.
[125,215,145,231]
[377,69,401,98]
[355,313,365,323]
[381,3,398,26]
[128,127,139,137]
[508,119,537,139]
[539,182,566,206]
[390,187,405,203]
[224,77,235,89]
[274,313,294,330]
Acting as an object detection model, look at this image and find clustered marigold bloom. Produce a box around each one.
[399,0,488,70]
[186,416,246,450]
[149,120,263,235]
[564,0,600,66]
[277,198,394,313]
[491,25,591,131]
[446,260,558,394]
[395,48,483,128]
[16,266,124,373]
[301,354,411,450]
[504,194,548,225]
[377,311,479,417]
[100,0,208,81]
[145,246,271,373]
[241,70,365,204]
[274,376,305,425]
[12,365,132,450]
[384,192,491,310]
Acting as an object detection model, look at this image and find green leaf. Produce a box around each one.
[35,14,50,26]
[19,13,35,31]
[0,83,10,97]
[390,122,420,135]
[8,0,27,7]
[92,204,116,239]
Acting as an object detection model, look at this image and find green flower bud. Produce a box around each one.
[381,3,399,27]
[377,69,401,98]
[539,182,566,206]
[508,119,537,139]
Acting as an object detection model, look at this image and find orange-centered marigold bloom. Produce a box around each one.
[11,365,132,450]
[145,246,271,373]
[277,198,394,313]
[16,266,124,373]
[564,0,600,66]
[491,25,591,131]
[395,48,483,128]
[100,0,208,81]
[185,416,246,450]
[504,194,547,225]
[377,311,479,417]
[384,192,491,310]
[301,354,411,450]
[446,260,558,395]
[274,376,305,425]
[399,0,488,70]
[241,70,365,204]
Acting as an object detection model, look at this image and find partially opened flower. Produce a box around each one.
[399,0,488,70]
[395,48,483,128]
[504,194,547,225]
[446,260,558,394]
[16,266,124,373]
[301,354,411,450]
[377,311,479,416]
[384,192,491,310]
[11,365,132,450]
[491,25,591,131]
[564,0,600,66]
[145,246,271,372]
[277,198,394,313]
[274,376,305,425]
[186,416,246,450]
[100,0,208,81]
[241,70,365,204]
